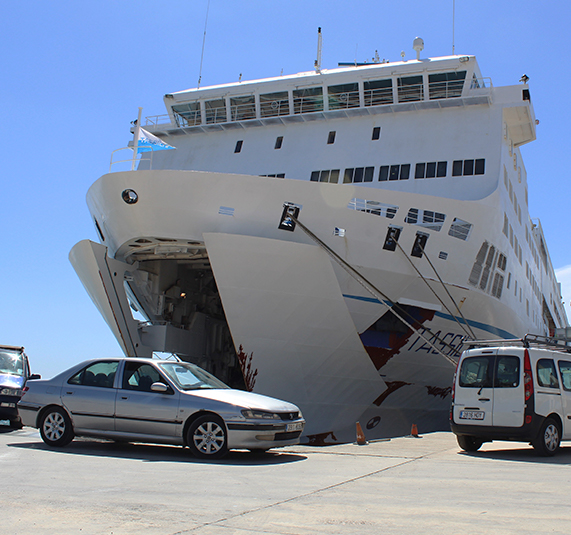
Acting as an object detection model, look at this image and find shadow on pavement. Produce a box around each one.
[459,444,571,465]
[7,435,307,466]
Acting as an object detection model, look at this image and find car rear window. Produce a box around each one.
[459,356,493,388]
[495,356,520,388]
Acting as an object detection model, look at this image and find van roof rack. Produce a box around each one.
[464,333,571,352]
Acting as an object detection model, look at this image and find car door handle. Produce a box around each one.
[65,391,74,395]
[478,398,490,402]
[121,396,128,400]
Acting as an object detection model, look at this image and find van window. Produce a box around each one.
[536,359,560,388]
[459,356,493,387]
[558,361,571,391]
[495,356,520,388]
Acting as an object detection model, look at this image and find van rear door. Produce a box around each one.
[453,351,495,426]
[491,349,524,427]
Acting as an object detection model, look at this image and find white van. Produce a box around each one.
[450,335,571,456]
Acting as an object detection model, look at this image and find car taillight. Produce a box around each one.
[524,349,533,401]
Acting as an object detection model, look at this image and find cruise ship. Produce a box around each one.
[70,38,568,443]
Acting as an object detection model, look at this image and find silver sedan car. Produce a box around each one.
[18,357,305,459]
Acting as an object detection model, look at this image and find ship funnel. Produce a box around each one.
[413,37,424,60]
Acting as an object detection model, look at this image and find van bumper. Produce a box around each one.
[450,415,543,442]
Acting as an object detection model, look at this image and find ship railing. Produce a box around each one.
[144,114,171,127]
[109,146,156,173]
[328,89,361,109]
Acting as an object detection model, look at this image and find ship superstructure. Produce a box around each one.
[70,40,567,442]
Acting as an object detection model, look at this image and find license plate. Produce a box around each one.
[286,422,304,432]
[0,402,15,408]
[459,410,485,420]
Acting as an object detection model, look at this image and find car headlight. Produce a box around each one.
[0,388,21,396]
[241,409,281,420]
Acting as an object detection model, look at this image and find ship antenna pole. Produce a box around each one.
[197,0,210,88]
[131,106,143,171]
[314,27,322,73]
[452,0,456,55]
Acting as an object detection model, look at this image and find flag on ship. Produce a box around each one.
[136,128,175,153]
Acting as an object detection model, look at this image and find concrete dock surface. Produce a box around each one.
[2,425,570,535]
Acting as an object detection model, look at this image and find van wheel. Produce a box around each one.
[532,417,560,456]
[457,435,483,452]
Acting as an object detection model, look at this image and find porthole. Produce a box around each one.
[122,189,138,204]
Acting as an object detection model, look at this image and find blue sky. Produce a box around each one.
[2,1,570,378]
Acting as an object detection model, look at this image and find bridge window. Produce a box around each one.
[364,79,393,106]
[260,91,289,117]
[205,98,226,124]
[428,71,466,99]
[328,82,360,109]
[293,87,323,114]
[397,75,423,102]
[230,96,256,121]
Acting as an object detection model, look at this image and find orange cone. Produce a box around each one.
[356,422,367,445]
[411,423,419,437]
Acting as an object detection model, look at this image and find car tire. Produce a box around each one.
[187,414,228,459]
[39,407,74,447]
[457,435,483,452]
[532,417,560,456]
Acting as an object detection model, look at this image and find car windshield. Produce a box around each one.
[0,350,25,377]
[158,362,229,391]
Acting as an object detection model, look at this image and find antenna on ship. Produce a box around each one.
[452,0,456,55]
[314,27,322,73]
[413,37,424,60]
[197,0,210,88]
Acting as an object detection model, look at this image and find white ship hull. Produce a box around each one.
[72,170,533,442]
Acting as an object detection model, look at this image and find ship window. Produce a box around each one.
[428,71,466,99]
[311,170,339,183]
[293,87,323,114]
[364,79,393,106]
[343,167,374,183]
[453,159,485,176]
[347,198,398,219]
[469,242,489,286]
[448,218,473,241]
[172,101,201,127]
[234,140,243,153]
[411,232,429,258]
[415,161,448,179]
[260,91,289,117]
[397,75,423,102]
[379,164,409,181]
[464,159,474,176]
[327,131,336,144]
[405,208,446,231]
[372,127,381,140]
[230,95,256,121]
[275,136,283,149]
[205,98,227,124]
[328,83,360,109]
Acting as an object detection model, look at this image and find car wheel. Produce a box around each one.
[39,407,74,447]
[532,417,560,456]
[457,435,483,452]
[187,414,228,459]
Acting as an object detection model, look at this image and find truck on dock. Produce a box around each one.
[0,345,39,428]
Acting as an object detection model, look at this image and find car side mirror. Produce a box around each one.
[28,374,41,380]
[150,382,171,394]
